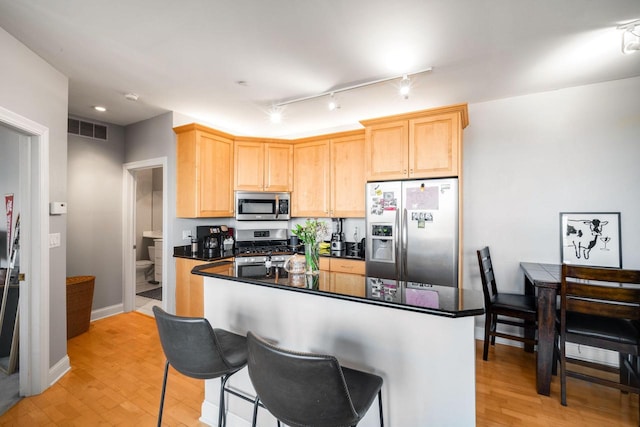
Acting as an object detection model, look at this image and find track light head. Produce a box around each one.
[399,75,411,99]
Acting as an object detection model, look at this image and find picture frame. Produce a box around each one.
[559,212,621,268]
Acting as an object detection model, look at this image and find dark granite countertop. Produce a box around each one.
[192,261,484,318]
[173,245,234,262]
[173,245,364,262]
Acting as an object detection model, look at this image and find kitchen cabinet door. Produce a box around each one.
[327,272,366,297]
[292,140,330,217]
[175,124,234,218]
[264,143,293,192]
[409,112,460,178]
[175,258,204,317]
[364,121,409,181]
[235,140,293,192]
[362,104,467,181]
[331,133,365,217]
[234,140,264,191]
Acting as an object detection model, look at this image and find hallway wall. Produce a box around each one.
[67,117,125,310]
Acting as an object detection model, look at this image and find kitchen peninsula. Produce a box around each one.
[192,262,483,426]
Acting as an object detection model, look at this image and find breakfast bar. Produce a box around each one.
[192,262,484,426]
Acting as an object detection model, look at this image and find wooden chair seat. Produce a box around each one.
[491,293,537,315]
[565,313,640,345]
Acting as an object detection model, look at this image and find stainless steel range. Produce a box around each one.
[234,228,296,273]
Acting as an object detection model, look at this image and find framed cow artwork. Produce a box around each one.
[559,212,621,268]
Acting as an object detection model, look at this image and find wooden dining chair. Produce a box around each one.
[477,247,537,360]
[558,264,640,420]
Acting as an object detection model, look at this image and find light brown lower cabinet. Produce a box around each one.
[175,258,235,317]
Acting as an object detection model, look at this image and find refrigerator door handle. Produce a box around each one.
[402,208,408,279]
[394,208,400,279]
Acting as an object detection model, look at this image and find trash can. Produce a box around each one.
[66,275,95,339]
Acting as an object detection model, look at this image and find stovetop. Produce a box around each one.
[235,240,294,256]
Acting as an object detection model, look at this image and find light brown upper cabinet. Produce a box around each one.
[234,138,293,192]
[330,132,365,217]
[361,104,468,181]
[292,138,331,217]
[174,123,234,218]
[292,130,365,218]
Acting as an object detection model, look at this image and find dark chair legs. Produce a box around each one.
[157,361,170,427]
[158,363,238,427]
[378,389,384,427]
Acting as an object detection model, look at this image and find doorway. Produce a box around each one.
[0,106,51,405]
[122,158,168,314]
[133,167,163,315]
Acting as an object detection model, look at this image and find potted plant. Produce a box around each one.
[291,219,328,275]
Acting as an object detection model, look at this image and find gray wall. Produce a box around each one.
[124,112,178,310]
[67,119,125,309]
[463,76,640,304]
[0,26,69,367]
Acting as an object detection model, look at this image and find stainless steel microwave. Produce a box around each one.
[235,192,290,220]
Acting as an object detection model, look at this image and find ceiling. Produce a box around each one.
[1,0,639,138]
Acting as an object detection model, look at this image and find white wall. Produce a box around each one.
[67,119,125,309]
[462,76,640,304]
[0,26,69,367]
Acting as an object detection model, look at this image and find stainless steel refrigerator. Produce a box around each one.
[365,178,458,286]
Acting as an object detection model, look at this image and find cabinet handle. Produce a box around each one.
[403,169,407,174]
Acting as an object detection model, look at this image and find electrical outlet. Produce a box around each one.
[182,230,191,240]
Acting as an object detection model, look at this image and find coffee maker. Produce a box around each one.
[196,225,235,258]
[330,218,345,256]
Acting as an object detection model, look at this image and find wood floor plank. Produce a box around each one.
[0,312,636,426]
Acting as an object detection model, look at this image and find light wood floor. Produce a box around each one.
[0,312,636,426]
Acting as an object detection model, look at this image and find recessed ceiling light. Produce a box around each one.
[124,93,139,101]
[93,106,107,112]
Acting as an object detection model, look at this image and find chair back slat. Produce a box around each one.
[566,281,640,304]
[561,265,640,321]
[566,298,640,320]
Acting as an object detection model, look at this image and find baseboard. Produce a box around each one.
[48,354,70,387]
[90,303,124,322]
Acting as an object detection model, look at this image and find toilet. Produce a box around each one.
[136,246,155,284]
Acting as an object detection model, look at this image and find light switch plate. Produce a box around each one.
[49,233,61,248]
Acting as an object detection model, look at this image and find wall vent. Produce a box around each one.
[68,118,108,141]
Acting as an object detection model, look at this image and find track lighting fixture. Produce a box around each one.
[618,20,640,54]
[268,105,283,124]
[399,74,411,99]
[267,67,433,123]
[328,93,340,111]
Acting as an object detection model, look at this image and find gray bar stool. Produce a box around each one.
[247,331,384,427]
[152,306,248,427]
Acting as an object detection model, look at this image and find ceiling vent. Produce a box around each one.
[68,118,108,141]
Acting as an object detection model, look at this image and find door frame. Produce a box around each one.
[122,157,168,312]
[0,105,50,395]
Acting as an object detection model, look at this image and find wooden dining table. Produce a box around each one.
[520,262,561,396]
